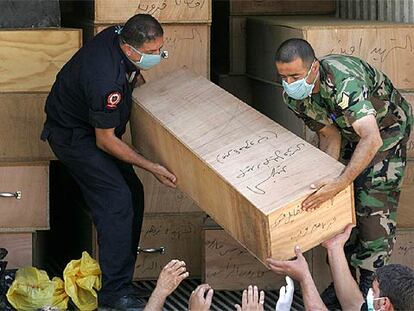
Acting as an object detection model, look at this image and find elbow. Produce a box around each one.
[95,137,107,152]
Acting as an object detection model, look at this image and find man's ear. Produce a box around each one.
[313,60,320,73]
[382,296,393,311]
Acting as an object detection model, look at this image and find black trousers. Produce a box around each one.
[47,137,144,304]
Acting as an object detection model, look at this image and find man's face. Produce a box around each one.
[371,279,393,311]
[126,36,164,62]
[275,57,318,85]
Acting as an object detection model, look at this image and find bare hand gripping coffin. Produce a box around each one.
[130,68,355,263]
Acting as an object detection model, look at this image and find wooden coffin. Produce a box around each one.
[130,68,355,263]
[229,0,335,15]
[0,93,55,163]
[94,24,210,82]
[246,16,414,89]
[0,28,82,92]
[134,213,205,280]
[391,229,414,270]
[135,168,200,214]
[229,16,247,75]
[397,161,414,229]
[0,164,49,232]
[0,233,33,269]
[93,0,211,24]
[203,228,292,290]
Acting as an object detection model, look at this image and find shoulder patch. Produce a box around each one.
[106,92,122,109]
[338,93,350,109]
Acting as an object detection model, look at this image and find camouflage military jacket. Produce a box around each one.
[283,55,412,154]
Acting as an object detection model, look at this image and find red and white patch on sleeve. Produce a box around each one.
[106,92,122,109]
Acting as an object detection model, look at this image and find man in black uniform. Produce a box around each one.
[41,14,178,310]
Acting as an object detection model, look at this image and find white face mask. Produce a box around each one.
[367,288,385,311]
[127,44,168,70]
[281,60,319,100]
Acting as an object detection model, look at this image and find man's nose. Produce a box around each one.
[286,77,295,84]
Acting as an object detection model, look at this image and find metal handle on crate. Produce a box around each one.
[0,191,21,200]
[137,246,165,254]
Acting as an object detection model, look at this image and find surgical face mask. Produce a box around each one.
[282,61,318,100]
[367,288,385,311]
[127,44,168,70]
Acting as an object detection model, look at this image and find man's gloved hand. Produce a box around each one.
[276,276,294,311]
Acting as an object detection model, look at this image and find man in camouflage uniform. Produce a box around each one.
[274,38,412,307]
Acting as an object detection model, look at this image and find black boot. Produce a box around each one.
[359,269,375,298]
[321,282,342,310]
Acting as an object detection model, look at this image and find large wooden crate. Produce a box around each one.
[202,228,310,290]
[391,229,414,270]
[246,16,414,90]
[133,213,205,280]
[0,233,33,269]
[130,68,355,263]
[0,93,55,163]
[0,164,49,231]
[135,168,200,214]
[250,78,318,146]
[93,0,211,23]
[0,28,82,92]
[397,161,414,229]
[230,0,335,15]
[94,24,210,82]
[229,16,247,75]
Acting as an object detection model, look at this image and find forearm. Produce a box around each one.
[97,135,155,172]
[337,136,381,185]
[144,288,167,311]
[300,274,328,311]
[327,247,364,311]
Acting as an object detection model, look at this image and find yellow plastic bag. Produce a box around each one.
[63,251,101,311]
[6,267,69,311]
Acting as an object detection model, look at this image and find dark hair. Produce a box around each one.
[374,264,414,310]
[120,14,163,48]
[274,38,316,66]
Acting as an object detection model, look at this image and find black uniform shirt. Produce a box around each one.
[42,26,138,146]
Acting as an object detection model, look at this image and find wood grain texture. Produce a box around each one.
[246,16,414,89]
[203,229,292,290]
[230,0,335,15]
[94,24,210,82]
[0,93,55,162]
[130,68,355,263]
[0,28,82,92]
[134,213,205,280]
[397,161,414,228]
[135,167,201,213]
[94,0,211,23]
[0,233,32,268]
[0,165,49,231]
[390,229,414,269]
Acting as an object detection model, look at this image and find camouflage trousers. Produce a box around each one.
[345,142,407,272]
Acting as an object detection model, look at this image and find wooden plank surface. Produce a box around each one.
[0,93,55,163]
[94,0,211,24]
[0,233,32,269]
[390,229,414,269]
[135,168,201,213]
[230,0,335,15]
[134,213,205,280]
[203,229,287,290]
[95,24,210,81]
[131,68,355,262]
[0,28,82,92]
[0,165,49,231]
[246,16,414,90]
